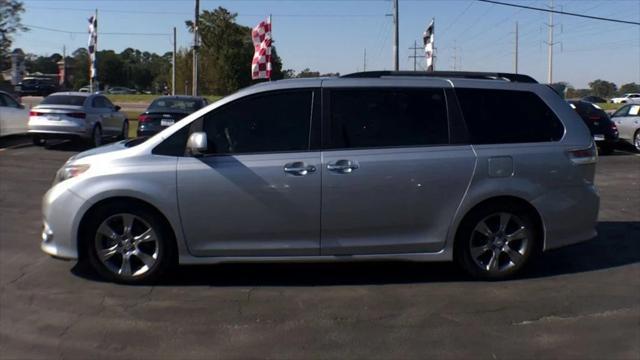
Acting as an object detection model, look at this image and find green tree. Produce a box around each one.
[186,6,284,95]
[619,82,640,95]
[0,0,27,68]
[588,79,617,98]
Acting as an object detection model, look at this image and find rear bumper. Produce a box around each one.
[28,118,90,138]
[533,184,600,251]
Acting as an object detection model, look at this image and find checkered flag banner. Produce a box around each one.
[423,19,434,72]
[88,14,98,79]
[251,17,272,80]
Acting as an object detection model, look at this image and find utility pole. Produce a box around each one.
[546,0,555,84]
[392,0,399,71]
[408,41,422,71]
[363,48,367,71]
[192,0,200,96]
[451,41,458,71]
[514,21,519,74]
[172,27,176,96]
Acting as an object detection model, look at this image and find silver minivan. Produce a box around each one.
[41,72,599,283]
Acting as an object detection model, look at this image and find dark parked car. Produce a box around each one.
[568,100,618,154]
[581,96,607,104]
[16,78,58,97]
[137,96,207,136]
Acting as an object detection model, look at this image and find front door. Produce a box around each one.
[177,89,322,256]
[321,87,476,255]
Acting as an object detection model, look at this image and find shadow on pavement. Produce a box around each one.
[71,221,639,286]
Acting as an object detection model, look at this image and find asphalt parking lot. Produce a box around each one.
[1,137,639,359]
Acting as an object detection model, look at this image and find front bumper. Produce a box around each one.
[41,185,86,259]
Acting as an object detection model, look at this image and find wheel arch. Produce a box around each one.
[76,196,178,262]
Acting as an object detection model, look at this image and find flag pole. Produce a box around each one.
[94,9,98,91]
[269,14,272,82]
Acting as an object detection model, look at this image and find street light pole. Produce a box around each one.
[192,0,199,96]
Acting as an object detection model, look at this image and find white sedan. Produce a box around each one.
[0,91,28,137]
[610,93,640,104]
[611,104,640,152]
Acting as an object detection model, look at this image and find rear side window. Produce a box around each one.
[455,89,564,144]
[328,88,449,149]
[41,95,86,106]
[199,90,314,155]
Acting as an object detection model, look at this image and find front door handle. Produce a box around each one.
[327,160,359,174]
[283,162,316,176]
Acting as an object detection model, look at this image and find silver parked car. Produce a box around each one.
[28,92,128,147]
[41,71,599,284]
[611,103,640,151]
[0,91,29,137]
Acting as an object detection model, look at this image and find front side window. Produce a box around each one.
[455,88,564,144]
[612,105,630,118]
[328,88,449,149]
[198,90,314,155]
[1,94,19,108]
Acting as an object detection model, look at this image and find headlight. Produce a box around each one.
[53,164,90,185]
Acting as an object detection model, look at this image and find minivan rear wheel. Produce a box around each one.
[455,202,538,280]
[85,203,173,284]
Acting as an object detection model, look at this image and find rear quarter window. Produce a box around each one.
[455,88,564,144]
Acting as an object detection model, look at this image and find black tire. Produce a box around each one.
[88,125,102,148]
[84,202,175,284]
[118,120,129,141]
[634,130,640,153]
[455,201,539,280]
[598,144,614,155]
[32,136,46,146]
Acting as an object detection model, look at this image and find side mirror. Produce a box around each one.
[187,132,208,155]
[114,105,121,111]
[19,103,25,109]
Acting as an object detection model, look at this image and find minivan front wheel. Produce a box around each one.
[456,203,537,280]
[85,205,172,284]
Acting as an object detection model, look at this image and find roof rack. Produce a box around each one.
[341,71,538,83]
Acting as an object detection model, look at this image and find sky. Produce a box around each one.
[13,0,640,88]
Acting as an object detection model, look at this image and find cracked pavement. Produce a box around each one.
[1,138,639,359]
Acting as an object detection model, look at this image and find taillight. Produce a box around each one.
[67,112,86,119]
[588,116,600,121]
[138,114,150,123]
[29,111,42,116]
[567,143,597,165]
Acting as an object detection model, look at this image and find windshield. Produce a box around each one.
[148,98,201,112]
[41,95,86,106]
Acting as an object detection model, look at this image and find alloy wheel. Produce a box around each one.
[94,213,159,278]
[469,212,530,273]
[634,132,640,152]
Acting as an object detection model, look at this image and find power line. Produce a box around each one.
[477,0,640,26]
[24,24,169,36]
[27,6,383,18]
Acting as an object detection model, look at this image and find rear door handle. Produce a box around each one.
[283,162,316,176]
[327,160,359,174]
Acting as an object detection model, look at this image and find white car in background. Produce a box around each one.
[0,91,29,137]
[610,93,640,104]
[611,104,640,152]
